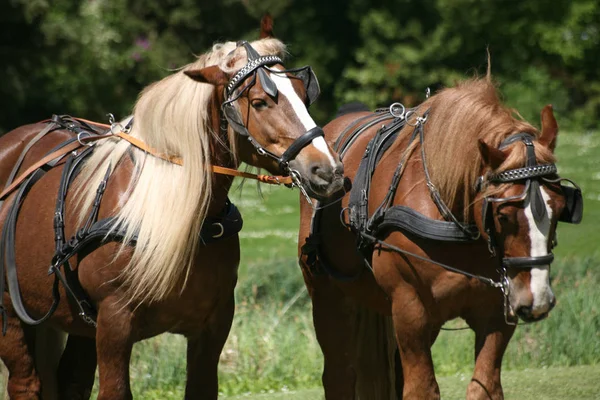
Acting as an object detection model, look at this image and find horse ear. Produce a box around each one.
[478,139,506,170]
[539,104,558,152]
[260,13,274,38]
[184,65,229,86]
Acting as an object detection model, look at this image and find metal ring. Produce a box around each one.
[77,132,94,147]
[389,102,406,119]
[339,207,351,227]
[406,111,427,127]
[211,223,224,238]
[110,122,123,135]
[405,110,418,126]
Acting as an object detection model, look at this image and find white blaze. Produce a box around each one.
[270,68,337,168]
[523,188,555,315]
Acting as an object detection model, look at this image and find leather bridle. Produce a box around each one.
[221,41,325,174]
[477,133,565,270]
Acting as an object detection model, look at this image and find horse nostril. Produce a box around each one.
[310,164,334,182]
[516,305,533,319]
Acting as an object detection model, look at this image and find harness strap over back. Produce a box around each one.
[0,117,245,332]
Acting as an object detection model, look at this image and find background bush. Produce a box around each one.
[1,0,599,133]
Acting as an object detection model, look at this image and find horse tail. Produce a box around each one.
[35,325,67,400]
[336,101,370,117]
[351,305,398,400]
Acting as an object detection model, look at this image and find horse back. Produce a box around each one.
[0,123,73,187]
[323,111,372,148]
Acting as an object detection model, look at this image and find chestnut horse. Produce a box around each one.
[0,32,343,399]
[299,78,581,399]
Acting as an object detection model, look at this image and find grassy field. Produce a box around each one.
[224,365,600,400]
[130,365,600,399]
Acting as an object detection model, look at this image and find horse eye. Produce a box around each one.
[497,212,510,222]
[251,99,268,109]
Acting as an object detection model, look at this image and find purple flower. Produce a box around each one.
[135,36,151,50]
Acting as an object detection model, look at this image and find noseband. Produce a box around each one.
[221,41,324,174]
[477,133,581,270]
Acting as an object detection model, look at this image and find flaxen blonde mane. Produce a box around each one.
[75,38,287,304]
[401,78,555,221]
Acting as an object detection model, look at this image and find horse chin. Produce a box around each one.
[517,310,550,323]
[302,176,345,202]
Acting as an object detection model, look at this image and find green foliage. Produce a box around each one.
[501,67,570,130]
[336,0,599,129]
[2,0,598,133]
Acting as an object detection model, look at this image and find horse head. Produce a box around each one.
[475,105,579,322]
[184,39,344,201]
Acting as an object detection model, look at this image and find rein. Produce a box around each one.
[0,118,293,203]
[69,117,294,184]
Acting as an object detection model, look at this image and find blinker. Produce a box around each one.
[558,184,583,224]
[220,41,324,174]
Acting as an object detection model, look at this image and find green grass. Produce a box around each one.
[125,365,600,400]
[80,131,600,397]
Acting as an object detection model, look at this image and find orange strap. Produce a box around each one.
[1,121,293,201]
[0,134,113,201]
[112,131,293,184]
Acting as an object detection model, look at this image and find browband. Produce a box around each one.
[226,54,283,97]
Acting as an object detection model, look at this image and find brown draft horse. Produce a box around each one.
[299,78,580,399]
[0,27,343,400]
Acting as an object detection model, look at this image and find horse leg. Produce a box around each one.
[0,308,41,399]
[391,288,439,400]
[392,325,439,400]
[184,294,235,400]
[309,276,357,400]
[57,335,97,400]
[34,324,67,400]
[95,299,134,400]
[466,318,516,400]
[394,348,403,399]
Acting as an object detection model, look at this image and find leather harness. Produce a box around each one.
[302,105,583,289]
[0,42,325,331]
[0,116,244,331]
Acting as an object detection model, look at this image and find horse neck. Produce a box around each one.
[207,88,236,215]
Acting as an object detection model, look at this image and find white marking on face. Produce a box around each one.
[270,68,317,130]
[311,136,338,169]
[270,68,337,169]
[524,187,555,315]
